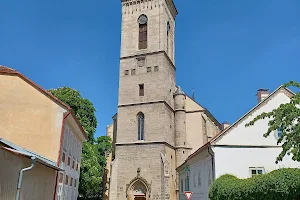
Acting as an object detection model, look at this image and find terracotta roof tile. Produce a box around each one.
[0,65,17,73]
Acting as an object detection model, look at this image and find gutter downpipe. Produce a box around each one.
[208,145,215,181]
[16,156,37,200]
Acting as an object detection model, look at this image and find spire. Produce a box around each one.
[192,88,195,100]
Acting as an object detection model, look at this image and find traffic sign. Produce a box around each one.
[185,191,193,200]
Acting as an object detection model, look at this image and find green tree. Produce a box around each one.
[49,87,97,143]
[245,81,300,163]
[49,87,112,199]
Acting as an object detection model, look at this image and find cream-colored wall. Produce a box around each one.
[185,96,204,112]
[185,96,220,153]
[0,74,66,162]
[0,148,57,200]
[186,112,204,153]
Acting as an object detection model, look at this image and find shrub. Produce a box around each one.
[209,168,300,200]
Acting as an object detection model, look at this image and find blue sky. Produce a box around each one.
[0,0,299,137]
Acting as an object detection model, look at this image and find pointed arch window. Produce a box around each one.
[138,15,148,49]
[137,112,145,140]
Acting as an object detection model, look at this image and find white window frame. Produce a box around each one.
[249,167,265,177]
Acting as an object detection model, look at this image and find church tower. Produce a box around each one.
[109,1,181,200]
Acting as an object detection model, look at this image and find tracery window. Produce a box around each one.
[137,112,145,140]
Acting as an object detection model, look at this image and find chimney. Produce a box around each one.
[221,122,230,130]
[256,89,270,103]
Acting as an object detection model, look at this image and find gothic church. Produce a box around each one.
[105,1,222,200]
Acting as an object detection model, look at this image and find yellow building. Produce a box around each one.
[0,138,63,200]
[0,65,87,200]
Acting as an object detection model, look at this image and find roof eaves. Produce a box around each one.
[0,139,63,171]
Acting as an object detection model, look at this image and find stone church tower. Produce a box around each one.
[105,1,222,200]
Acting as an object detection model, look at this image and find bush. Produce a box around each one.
[209,168,300,200]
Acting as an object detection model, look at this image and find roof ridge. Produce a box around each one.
[210,85,294,144]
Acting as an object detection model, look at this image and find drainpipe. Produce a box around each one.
[16,156,37,200]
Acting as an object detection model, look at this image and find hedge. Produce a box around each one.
[209,168,300,200]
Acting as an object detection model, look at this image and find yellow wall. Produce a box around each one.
[0,74,66,161]
[0,148,57,200]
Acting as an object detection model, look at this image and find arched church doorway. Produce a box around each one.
[128,180,148,200]
[126,170,151,200]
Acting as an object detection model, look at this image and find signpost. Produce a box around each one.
[185,192,193,200]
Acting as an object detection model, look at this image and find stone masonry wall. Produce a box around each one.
[112,144,166,200]
[117,103,175,146]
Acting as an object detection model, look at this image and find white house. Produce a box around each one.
[177,86,300,200]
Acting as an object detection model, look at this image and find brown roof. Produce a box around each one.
[0,65,88,140]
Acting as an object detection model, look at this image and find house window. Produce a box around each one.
[139,84,144,96]
[137,112,145,140]
[276,128,283,139]
[70,177,73,186]
[72,160,75,169]
[59,172,64,183]
[62,152,66,163]
[147,67,151,72]
[124,70,129,75]
[65,175,69,185]
[75,179,77,187]
[68,156,70,166]
[250,167,265,177]
[154,66,159,72]
[76,162,79,171]
[138,15,148,49]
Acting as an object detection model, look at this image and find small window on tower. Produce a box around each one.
[139,84,144,96]
[147,67,151,72]
[154,66,159,72]
[124,70,129,75]
[131,69,136,75]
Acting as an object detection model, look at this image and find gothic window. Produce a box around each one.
[198,169,202,187]
[193,171,196,187]
[137,112,145,140]
[185,169,190,191]
[138,15,148,49]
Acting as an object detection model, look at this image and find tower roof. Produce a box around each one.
[174,86,185,95]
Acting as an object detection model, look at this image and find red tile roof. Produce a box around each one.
[0,65,88,140]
